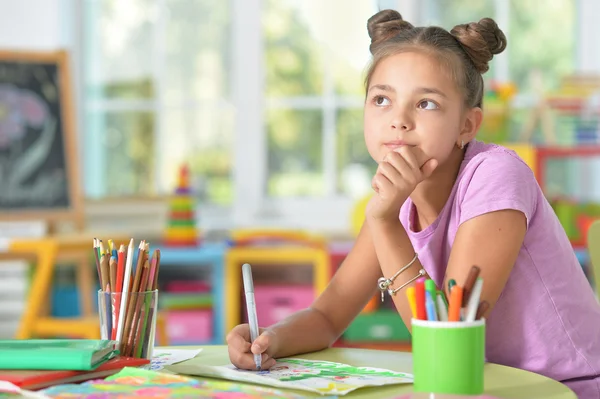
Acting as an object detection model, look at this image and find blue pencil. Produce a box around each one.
[425,291,438,321]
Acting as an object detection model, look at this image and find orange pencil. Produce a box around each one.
[448,285,464,322]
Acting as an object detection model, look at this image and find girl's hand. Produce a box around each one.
[367,146,438,223]
[226,324,278,370]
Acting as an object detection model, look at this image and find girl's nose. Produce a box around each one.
[390,105,414,131]
[391,115,413,130]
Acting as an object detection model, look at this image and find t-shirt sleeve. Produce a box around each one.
[458,153,538,228]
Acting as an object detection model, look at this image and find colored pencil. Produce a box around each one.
[133,261,153,357]
[99,255,109,292]
[94,238,161,357]
[121,243,147,354]
[116,239,135,344]
[125,259,149,356]
[92,238,101,283]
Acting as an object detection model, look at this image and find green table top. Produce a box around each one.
[161,345,576,399]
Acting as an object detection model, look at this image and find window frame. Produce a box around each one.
[75,0,593,235]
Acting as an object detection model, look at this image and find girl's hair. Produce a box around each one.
[365,9,507,108]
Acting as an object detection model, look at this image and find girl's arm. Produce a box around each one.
[267,220,383,358]
[368,218,429,332]
[442,209,526,314]
[368,209,526,331]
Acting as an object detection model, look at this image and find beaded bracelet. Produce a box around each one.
[377,253,419,302]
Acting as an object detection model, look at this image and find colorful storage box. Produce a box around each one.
[159,293,212,310]
[248,285,314,327]
[166,309,212,343]
[343,310,411,342]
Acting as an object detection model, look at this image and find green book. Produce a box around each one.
[0,339,118,371]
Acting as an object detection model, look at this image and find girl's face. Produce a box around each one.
[364,51,470,166]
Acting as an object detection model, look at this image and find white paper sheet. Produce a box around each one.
[141,348,203,371]
[167,357,413,396]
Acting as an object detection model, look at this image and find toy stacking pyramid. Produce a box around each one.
[164,165,199,247]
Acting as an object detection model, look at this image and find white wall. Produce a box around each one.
[0,0,67,50]
[577,0,600,73]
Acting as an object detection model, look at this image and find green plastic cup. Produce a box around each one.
[412,318,485,395]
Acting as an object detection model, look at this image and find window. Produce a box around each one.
[82,0,233,205]
[263,0,378,201]
[231,0,385,231]
[422,0,575,91]
[80,0,583,232]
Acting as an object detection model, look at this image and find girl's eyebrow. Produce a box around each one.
[368,84,395,93]
[415,87,448,98]
[368,84,448,99]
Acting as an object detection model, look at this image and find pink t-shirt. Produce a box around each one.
[400,140,600,398]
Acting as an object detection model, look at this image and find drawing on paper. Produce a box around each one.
[167,358,413,396]
[140,348,202,371]
[39,367,327,399]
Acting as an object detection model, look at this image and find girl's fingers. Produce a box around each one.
[261,353,276,369]
[262,358,277,369]
[405,145,430,169]
[372,172,393,193]
[377,160,404,186]
[395,146,420,170]
[383,152,419,187]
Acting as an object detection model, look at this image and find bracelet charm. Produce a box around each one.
[377,253,419,302]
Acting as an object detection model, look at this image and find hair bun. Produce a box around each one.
[450,18,507,73]
[367,9,413,54]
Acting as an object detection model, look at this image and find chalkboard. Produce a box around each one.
[0,50,80,222]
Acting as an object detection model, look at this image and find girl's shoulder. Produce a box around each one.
[454,141,541,227]
[461,141,536,182]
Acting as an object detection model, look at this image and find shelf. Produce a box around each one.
[156,242,228,266]
[157,242,227,344]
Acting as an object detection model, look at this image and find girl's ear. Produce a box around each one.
[458,107,483,145]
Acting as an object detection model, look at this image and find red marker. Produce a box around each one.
[415,277,426,320]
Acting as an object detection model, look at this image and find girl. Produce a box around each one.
[227,9,600,397]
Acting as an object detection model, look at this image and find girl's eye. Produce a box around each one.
[418,100,438,110]
[374,96,391,106]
